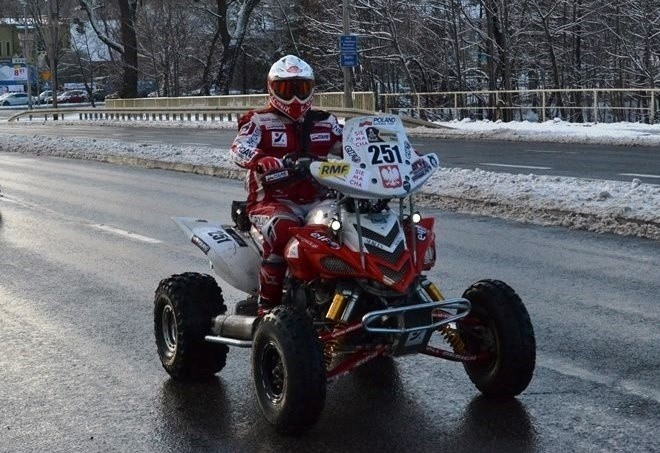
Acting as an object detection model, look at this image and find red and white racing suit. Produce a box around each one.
[230,105,343,305]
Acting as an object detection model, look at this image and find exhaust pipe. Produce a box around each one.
[205,335,252,348]
[211,314,259,341]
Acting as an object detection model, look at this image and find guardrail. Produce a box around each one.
[105,91,377,111]
[8,105,445,129]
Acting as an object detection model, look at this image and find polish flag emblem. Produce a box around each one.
[379,165,402,188]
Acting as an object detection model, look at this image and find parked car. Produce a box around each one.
[0,92,33,106]
[38,90,53,103]
[43,91,63,104]
[57,90,88,103]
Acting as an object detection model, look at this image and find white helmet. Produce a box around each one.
[267,55,315,121]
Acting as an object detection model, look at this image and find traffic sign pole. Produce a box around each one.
[342,0,353,108]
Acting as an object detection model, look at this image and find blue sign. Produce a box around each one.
[340,53,359,68]
[340,35,358,53]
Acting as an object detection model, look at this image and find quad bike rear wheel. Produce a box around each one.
[154,272,229,380]
[252,306,326,435]
[459,279,535,397]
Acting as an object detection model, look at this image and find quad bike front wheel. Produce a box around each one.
[154,272,229,380]
[459,279,536,397]
[252,306,326,435]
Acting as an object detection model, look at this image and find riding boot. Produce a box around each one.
[258,260,287,308]
[234,295,258,316]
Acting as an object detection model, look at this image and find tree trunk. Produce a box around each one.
[213,0,261,95]
[118,0,138,98]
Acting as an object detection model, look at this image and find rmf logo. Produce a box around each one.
[319,163,350,178]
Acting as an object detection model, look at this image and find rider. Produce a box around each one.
[230,55,343,311]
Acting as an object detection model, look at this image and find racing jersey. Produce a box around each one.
[230,106,343,206]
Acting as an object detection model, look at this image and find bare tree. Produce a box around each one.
[4,0,658,121]
[21,0,76,108]
[78,0,139,98]
[138,0,203,96]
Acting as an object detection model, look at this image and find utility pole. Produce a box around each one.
[45,0,59,111]
[342,0,353,108]
[18,1,34,109]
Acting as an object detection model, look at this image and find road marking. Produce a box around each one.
[479,162,552,170]
[526,149,577,154]
[619,173,660,179]
[1,195,162,244]
[539,354,660,404]
[90,224,162,244]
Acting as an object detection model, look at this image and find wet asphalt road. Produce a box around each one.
[0,153,658,452]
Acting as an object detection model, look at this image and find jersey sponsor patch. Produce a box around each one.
[246,134,260,147]
[271,131,288,147]
[237,146,257,161]
[310,132,330,142]
[238,122,256,136]
[265,124,286,130]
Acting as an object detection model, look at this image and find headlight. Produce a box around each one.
[412,212,422,224]
[330,218,342,232]
[423,243,436,269]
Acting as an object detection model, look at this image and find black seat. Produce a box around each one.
[231,200,250,232]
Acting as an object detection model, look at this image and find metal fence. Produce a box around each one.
[106,91,376,112]
[380,88,659,123]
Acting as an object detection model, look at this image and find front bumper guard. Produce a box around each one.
[361,297,471,355]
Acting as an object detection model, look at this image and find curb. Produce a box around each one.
[23,149,659,242]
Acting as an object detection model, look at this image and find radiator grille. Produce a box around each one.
[321,256,355,274]
[378,262,411,283]
[365,240,405,262]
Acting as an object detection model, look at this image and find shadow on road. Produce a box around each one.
[154,360,538,452]
[157,377,233,449]
[450,395,538,452]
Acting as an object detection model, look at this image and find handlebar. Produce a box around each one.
[282,152,325,170]
[261,152,325,187]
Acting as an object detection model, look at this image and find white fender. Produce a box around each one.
[172,217,260,294]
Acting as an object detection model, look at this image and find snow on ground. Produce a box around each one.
[1,116,659,240]
[424,117,660,148]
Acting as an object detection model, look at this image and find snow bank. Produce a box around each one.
[0,118,658,240]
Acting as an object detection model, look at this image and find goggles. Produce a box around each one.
[270,79,314,101]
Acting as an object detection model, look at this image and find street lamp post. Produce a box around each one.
[18,4,34,109]
[43,0,59,111]
[18,34,34,109]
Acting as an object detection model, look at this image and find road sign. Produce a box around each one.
[340,53,358,67]
[340,35,358,53]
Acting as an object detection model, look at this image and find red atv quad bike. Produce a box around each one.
[153,115,536,435]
